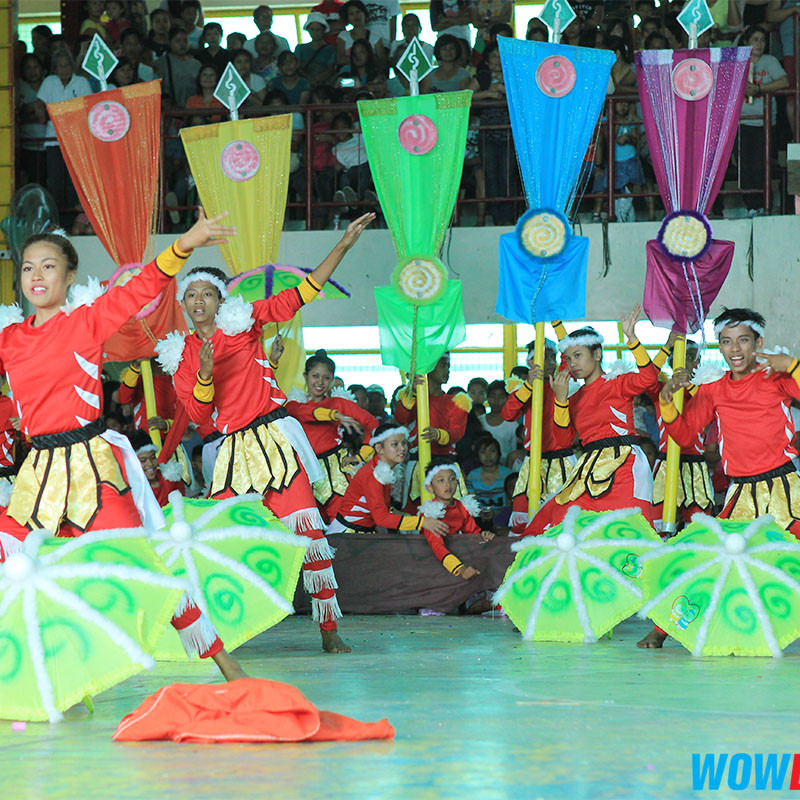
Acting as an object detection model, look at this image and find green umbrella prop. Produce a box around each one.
[638,514,800,657]
[0,530,187,723]
[494,507,663,642]
[151,492,310,660]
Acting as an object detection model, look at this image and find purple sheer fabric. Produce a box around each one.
[636,48,749,333]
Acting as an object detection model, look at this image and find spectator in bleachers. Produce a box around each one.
[429,0,473,44]
[155,27,201,107]
[186,64,226,124]
[17,54,47,186]
[104,0,131,46]
[197,21,230,72]
[608,35,636,92]
[767,0,800,137]
[109,56,139,88]
[310,0,346,45]
[466,434,511,510]
[478,380,517,464]
[36,51,92,223]
[309,85,340,228]
[364,0,401,47]
[146,8,173,59]
[179,0,205,50]
[265,89,306,203]
[245,6,290,57]
[121,29,155,80]
[605,17,634,59]
[232,49,267,104]
[428,34,471,92]
[297,13,338,87]
[389,13,434,67]
[227,32,246,51]
[738,24,788,215]
[337,0,387,68]
[474,22,512,73]
[331,110,375,208]
[128,0,150,39]
[269,51,311,105]
[526,18,548,41]
[337,39,382,94]
[472,0,513,59]
[31,24,53,73]
[80,0,109,42]
[252,31,280,84]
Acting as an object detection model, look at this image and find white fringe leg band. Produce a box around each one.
[304,536,336,564]
[312,595,342,624]
[280,507,326,535]
[303,564,339,594]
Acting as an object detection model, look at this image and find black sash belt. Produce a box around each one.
[231,407,288,436]
[30,417,106,450]
[581,435,638,454]
[730,461,797,484]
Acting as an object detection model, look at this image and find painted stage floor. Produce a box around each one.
[3,614,799,800]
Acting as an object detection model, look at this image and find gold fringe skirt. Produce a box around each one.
[554,440,635,505]
[9,436,128,532]
[512,450,575,501]
[652,455,713,510]
[721,462,800,531]
[312,446,352,505]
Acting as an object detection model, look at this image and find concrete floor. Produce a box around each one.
[3,614,799,800]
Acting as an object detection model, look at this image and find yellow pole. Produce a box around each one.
[416,377,433,502]
[140,359,162,452]
[502,323,517,377]
[661,336,685,535]
[527,322,546,513]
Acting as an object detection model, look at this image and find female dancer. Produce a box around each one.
[0,213,245,679]
[286,349,378,523]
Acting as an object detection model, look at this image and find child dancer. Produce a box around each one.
[639,308,800,649]
[421,455,494,579]
[129,430,186,507]
[161,213,375,654]
[286,349,378,523]
[0,216,245,679]
[505,326,577,534]
[526,305,660,535]
[328,421,448,537]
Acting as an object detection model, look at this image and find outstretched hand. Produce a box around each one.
[177,209,236,252]
[338,212,376,251]
[755,352,796,377]
[621,303,643,343]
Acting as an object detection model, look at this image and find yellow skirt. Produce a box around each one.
[9,436,128,532]
[312,446,352,505]
[211,418,300,498]
[555,445,632,505]
[513,452,575,501]
[721,464,800,531]
[652,456,713,510]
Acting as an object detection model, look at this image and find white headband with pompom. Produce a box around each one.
[370,425,409,447]
[176,270,229,302]
[713,318,764,338]
[424,462,459,487]
[558,332,605,353]
[135,443,157,456]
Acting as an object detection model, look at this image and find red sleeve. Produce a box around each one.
[617,361,660,397]
[446,398,468,443]
[285,400,318,424]
[502,384,530,422]
[336,399,378,442]
[172,347,214,429]
[661,384,716,448]
[423,529,452,562]
[393,397,415,425]
[458,504,482,534]
[363,472,422,530]
[86,248,188,343]
[116,382,138,405]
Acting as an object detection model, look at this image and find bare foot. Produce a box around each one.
[637,629,667,649]
[211,648,248,680]
[321,629,352,653]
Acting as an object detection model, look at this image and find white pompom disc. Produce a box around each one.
[556,532,576,552]
[725,532,747,555]
[4,552,35,582]
[169,521,194,543]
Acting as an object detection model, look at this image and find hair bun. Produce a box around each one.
[315,349,328,357]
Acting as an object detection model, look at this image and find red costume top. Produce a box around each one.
[0,395,15,469]
[336,457,423,531]
[151,473,186,506]
[171,280,321,432]
[394,391,469,457]
[286,396,377,454]
[502,381,563,452]
[421,498,482,575]
[551,343,659,449]
[0,250,185,437]
[118,367,178,432]
[661,366,800,477]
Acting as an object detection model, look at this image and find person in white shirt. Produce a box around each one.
[330,111,374,204]
[390,13,435,66]
[364,0,401,46]
[17,54,48,184]
[244,5,290,57]
[336,0,387,67]
[35,51,92,222]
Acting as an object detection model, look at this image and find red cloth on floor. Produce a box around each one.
[113,678,395,743]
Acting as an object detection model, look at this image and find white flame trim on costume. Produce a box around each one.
[215,295,254,336]
[159,460,184,483]
[370,425,410,448]
[155,330,187,375]
[602,360,637,382]
[61,277,105,316]
[461,494,481,517]
[303,564,338,594]
[420,499,445,519]
[176,270,229,302]
[373,460,397,485]
[691,363,727,385]
[713,318,765,338]
[0,304,24,331]
[423,462,459,487]
[558,332,604,353]
[330,386,356,402]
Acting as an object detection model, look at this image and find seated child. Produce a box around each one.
[327,421,448,537]
[421,455,495,580]
[129,430,186,507]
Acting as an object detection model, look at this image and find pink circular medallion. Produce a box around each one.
[88,101,131,142]
[220,140,260,182]
[536,55,577,98]
[397,115,438,155]
[671,58,714,101]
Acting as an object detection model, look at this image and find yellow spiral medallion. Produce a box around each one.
[519,212,567,258]
[393,257,446,303]
[660,215,709,259]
